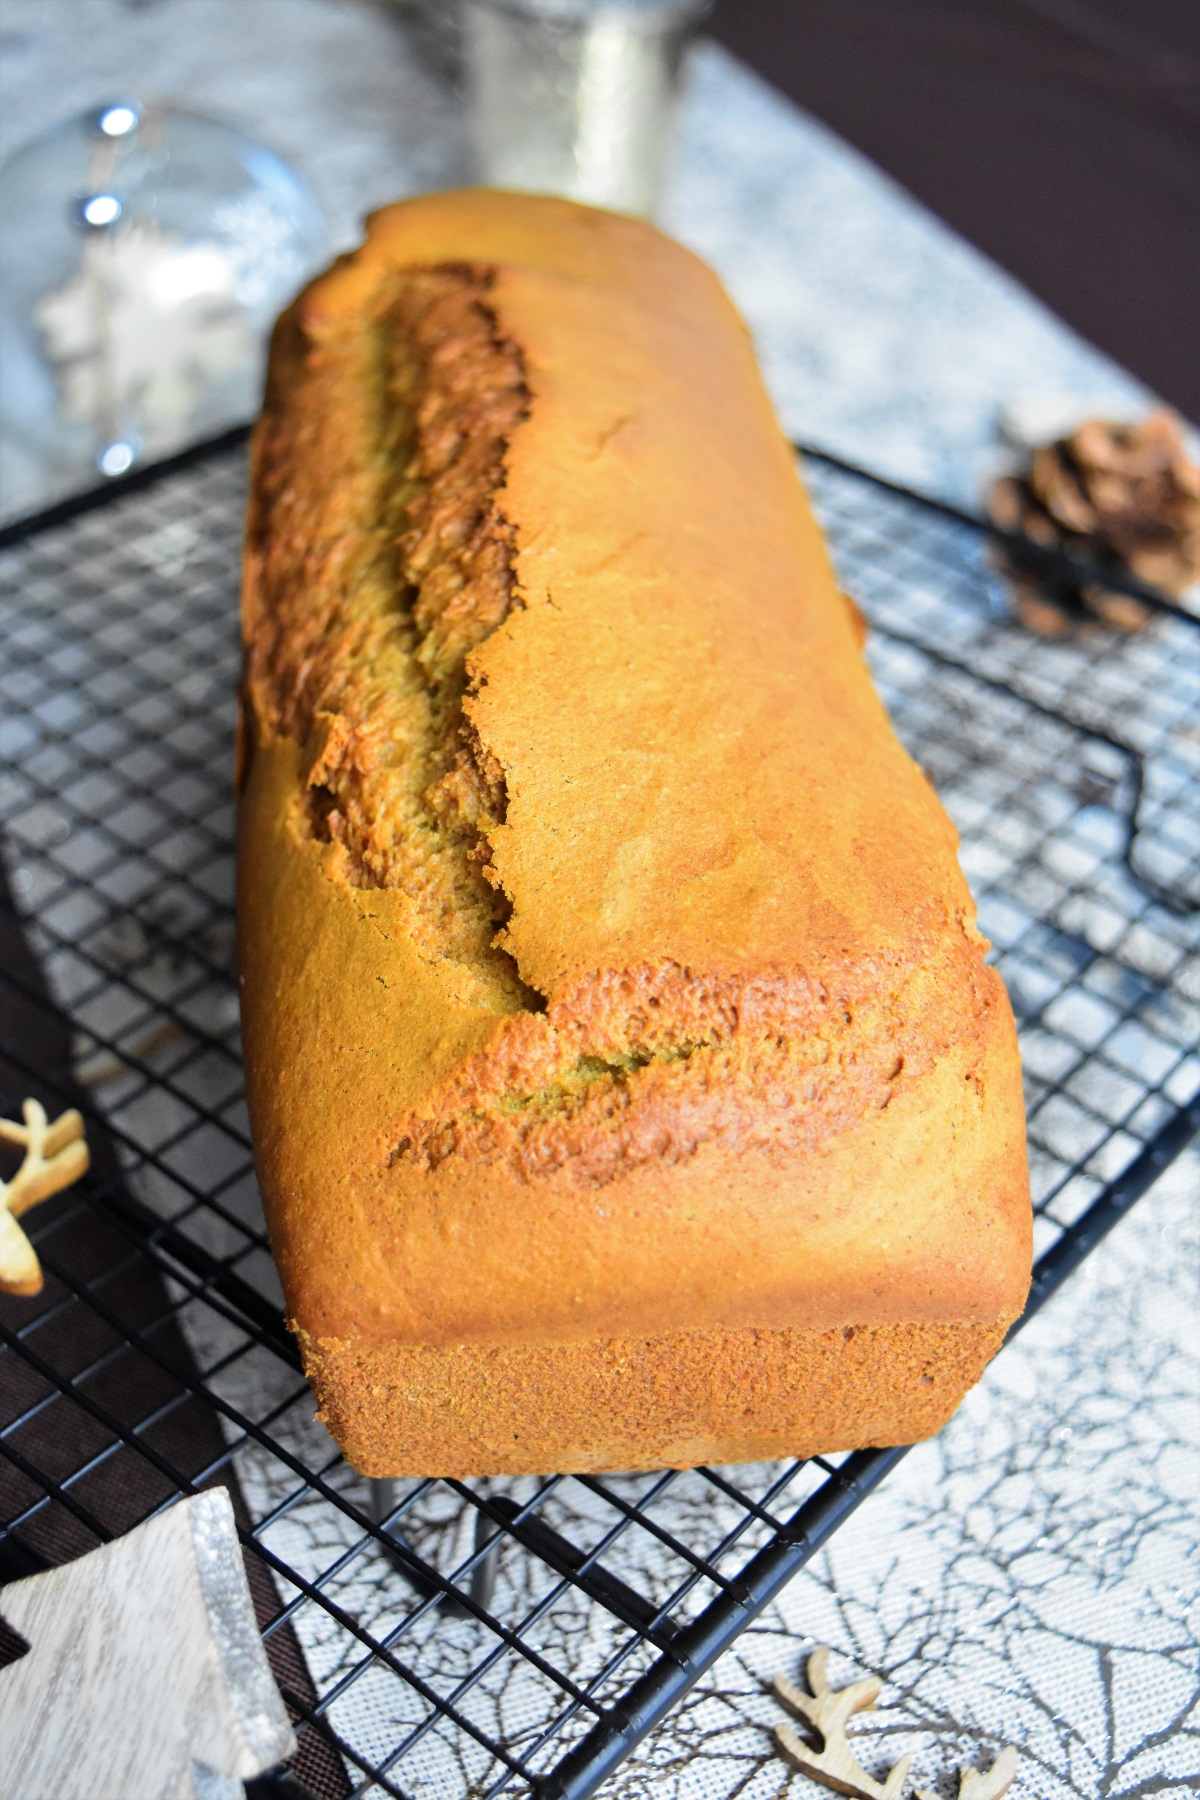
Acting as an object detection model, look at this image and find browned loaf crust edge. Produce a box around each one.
[303,1320,1010,1480]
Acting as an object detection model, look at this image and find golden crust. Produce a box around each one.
[299,1318,1010,1479]
[238,190,1032,1475]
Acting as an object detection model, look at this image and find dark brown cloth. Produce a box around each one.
[711,0,1200,421]
[0,850,348,1799]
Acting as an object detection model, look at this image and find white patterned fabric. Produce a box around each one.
[0,7,1195,1795]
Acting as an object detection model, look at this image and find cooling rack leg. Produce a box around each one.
[368,1477,396,1532]
[368,1477,408,1578]
[368,1479,484,1616]
[469,1485,501,1613]
[367,1479,444,1604]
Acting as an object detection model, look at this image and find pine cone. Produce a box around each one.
[987,410,1200,635]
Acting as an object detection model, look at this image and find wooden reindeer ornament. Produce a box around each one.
[0,1099,88,1294]
[773,1645,1021,1800]
[916,1745,1020,1800]
[773,1645,911,1800]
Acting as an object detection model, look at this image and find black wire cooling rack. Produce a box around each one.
[1,435,1197,1800]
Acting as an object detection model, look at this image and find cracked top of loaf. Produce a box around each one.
[238,189,1031,1352]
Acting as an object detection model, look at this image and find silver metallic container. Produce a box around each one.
[464,0,709,219]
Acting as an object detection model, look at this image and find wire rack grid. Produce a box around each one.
[0,437,1197,1800]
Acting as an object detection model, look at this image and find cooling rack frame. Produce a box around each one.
[1,431,1197,1800]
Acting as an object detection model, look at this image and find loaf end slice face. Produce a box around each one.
[238,189,1031,1476]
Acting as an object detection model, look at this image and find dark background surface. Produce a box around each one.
[709,0,1200,422]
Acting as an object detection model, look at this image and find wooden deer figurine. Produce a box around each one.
[916,1745,1020,1800]
[773,1646,911,1800]
[0,1099,89,1295]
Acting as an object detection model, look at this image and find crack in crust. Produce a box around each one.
[391,949,989,1185]
[245,263,535,1008]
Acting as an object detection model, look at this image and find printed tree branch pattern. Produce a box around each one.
[595,1153,1199,1800]
[3,442,1195,1799]
[172,1147,1196,1800]
[1,28,1196,1778]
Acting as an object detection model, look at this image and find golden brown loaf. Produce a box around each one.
[238,189,1031,1477]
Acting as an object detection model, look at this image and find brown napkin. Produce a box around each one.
[0,848,348,1799]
